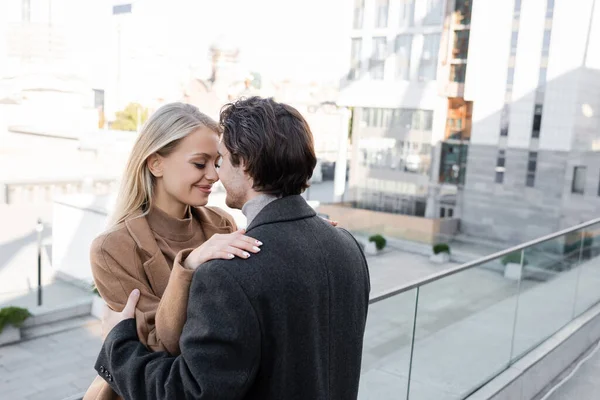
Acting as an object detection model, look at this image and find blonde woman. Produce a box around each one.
[84,103,262,400]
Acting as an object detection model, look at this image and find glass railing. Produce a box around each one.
[360,218,600,399]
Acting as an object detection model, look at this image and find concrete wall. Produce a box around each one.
[461,144,567,244]
[52,194,111,285]
[316,203,458,243]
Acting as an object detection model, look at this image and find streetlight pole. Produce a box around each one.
[35,218,44,306]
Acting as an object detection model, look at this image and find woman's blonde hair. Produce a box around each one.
[108,102,219,227]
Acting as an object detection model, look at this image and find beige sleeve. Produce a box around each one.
[90,236,193,355]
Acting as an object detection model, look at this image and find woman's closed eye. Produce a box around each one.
[193,163,206,170]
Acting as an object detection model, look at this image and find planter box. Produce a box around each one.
[430,252,450,263]
[0,325,21,346]
[91,296,106,320]
[365,242,380,256]
[504,262,523,280]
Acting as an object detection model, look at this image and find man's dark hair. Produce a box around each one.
[219,97,317,197]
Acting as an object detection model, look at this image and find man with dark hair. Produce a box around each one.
[95,97,370,399]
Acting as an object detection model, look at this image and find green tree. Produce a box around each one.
[111,103,149,131]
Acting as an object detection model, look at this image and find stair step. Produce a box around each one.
[22,315,98,340]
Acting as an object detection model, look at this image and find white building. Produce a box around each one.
[461,0,600,244]
[339,0,471,218]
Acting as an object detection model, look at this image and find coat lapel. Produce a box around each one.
[125,212,171,298]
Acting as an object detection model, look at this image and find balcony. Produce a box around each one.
[360,218,600,399]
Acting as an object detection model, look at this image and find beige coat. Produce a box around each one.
[83,206,236,400]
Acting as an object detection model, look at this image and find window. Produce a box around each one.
[450,64,467,83]
[597,170,600,196]
[500,104,510,136]
[375,0,389,28]
[526,152,537,187]
[422,110,433,131]
[510,31,519,55]
[395,34,412,80]
[532,104,542,138]
[454,0,472,25]
[410,110,433,131]
[453,30,470,59]
[353,0,365,29]
[506,68,515,86]
[399,0,415,27]
[394,109,413,128]
[572,166,586,194]
[514,0,522,13]
[495,150,506,183]
[448,208,454,217]
[546,0,555,17]
[542,29,551,56]
[361,108,371,126]
[419,34,441,81]
[538,68,547,89]
[423,0,443,25]
[440,207,446,218]
[370,37,387,80]
[349,38,362,80]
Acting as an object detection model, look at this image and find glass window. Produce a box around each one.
[454,0,472,25]
[538,67,547,87]
[370,37,387,80]
[396,109,413,129]
[412,110,422,130]
[419,34,441,81]
[361,108,371,126]
[440,207,446,218]
[448,208,454,217]
[532,104,543,138]
[453,30,470,59]
[526,152,537,187]
[510,31,519,55]
[495,150,506,183]
[546,0,555,17]
[395,34,412,80]
[349,38,362,80]
[423,110,433,131]
[399,0,415,27]
[375,0,389,28]
[353,0,365,29]
[572,166,586,194]
[450,64,467,83]
[542,29,552,56]
[423,0,443,25]
[507,68,515,85]
[500,104,510,136]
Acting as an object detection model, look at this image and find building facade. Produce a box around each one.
[339,0,472,218]
[461,0,600,244]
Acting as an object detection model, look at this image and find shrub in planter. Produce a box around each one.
[433,243,451,255]
[368,234,387,251]
[0,306,31,334]
[501,252,528,266]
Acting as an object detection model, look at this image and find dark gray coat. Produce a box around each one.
[95,195,370,399]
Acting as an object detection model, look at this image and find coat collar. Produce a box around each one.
[246,195,316,232]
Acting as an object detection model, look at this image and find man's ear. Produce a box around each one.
[147,154,164,178]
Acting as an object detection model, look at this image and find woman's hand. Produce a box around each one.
[322,217,339,227]
[183,229,262,270]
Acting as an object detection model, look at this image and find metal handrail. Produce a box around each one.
[370,216,600,304]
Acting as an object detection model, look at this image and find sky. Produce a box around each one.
[127,0,352,83]
[0,0,352,109]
